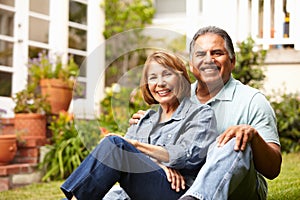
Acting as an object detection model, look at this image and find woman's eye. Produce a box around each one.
[163,71,173,76]
[148,77,157,81]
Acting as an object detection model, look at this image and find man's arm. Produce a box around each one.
[250,131,282,179]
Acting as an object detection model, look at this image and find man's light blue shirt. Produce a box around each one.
[191,76,280,145]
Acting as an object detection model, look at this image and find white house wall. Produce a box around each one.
[1,0,299,118]
[263,64,300,96]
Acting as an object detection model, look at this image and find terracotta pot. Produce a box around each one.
[14,113,46,139]
[0,118,14,135]
[40,78,73,115]
[0,134,17,165]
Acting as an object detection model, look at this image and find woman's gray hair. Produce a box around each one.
[189,26,235,61]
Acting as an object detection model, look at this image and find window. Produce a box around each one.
[0,40,13,66]
[0,0,14,7]
[69,0,87,25]
[28,0,50,58]
[29,16,49,43]
[0,71,12,97]
[0,8,14,37]
[0,1,15,97]
[68,0,87,98]
[155,0,186,14]
[30,0,49,15]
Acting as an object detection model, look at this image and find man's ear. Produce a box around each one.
[230,56,236,70]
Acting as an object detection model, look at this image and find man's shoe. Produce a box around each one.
[179,195,198,200]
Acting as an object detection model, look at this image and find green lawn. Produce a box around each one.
[0,180,64,200]
[267,152,300,200]
[0,153,299,200]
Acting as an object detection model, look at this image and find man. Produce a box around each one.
[178,26,282,199]
[109,26,282,200]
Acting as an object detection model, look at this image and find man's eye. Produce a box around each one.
[212,51,224,57]
[196,52,206,57]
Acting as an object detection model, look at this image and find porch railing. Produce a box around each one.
[247,0,300,50]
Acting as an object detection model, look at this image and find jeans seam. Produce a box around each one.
[212,150,242,199]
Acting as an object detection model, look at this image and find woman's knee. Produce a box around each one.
[101,135,125,147]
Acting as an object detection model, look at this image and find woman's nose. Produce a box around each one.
[157,76,166,86]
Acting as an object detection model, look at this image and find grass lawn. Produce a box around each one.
[0,153,299,200]
[267,152,300,200]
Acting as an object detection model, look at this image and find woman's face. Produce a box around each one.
[147,61,179,106]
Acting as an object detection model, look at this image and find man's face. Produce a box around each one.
[190,33,235,87]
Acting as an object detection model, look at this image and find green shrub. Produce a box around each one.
[233,36,267,89]
[268,90,300,153]
[98,83,151,134]
[39,112,102,181]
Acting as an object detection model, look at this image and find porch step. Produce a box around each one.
[0,163,41,191]
[0,137,48,192]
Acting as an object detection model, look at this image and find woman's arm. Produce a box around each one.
[126,138,170,162]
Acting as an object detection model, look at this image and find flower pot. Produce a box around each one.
[0,118,14,135]
[0,134,17,165]
[14,113,46,140]
[40,78,73,115]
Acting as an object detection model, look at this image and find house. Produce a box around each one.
[0,0,299,119]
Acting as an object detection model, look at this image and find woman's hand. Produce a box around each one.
[124,138,138,147]
[158,164,186,192]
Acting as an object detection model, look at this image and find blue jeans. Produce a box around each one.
[181,138,266,200]
[60,136,187,200]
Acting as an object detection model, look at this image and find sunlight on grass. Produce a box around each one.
[0,153,299,199]
[267,152,300,200]
[0,181,64,200]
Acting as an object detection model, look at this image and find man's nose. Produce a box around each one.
[204,52,214,62]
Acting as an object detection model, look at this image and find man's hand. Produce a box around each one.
[217,124,258,151]
[158,164,186,192]
[129,110,146,125]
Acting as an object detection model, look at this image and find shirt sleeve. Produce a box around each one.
[248,92,280,145]
[162,105,218,169]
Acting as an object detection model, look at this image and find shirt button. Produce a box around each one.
[167,134,172,138]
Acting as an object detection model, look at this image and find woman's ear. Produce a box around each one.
[189,62,194,72]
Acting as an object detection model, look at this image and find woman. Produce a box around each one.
[60,51,218,200]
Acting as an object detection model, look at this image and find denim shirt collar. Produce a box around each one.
[142,97,191,124]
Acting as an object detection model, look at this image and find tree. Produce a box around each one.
[233,37,267,89]
[102,0,155,86]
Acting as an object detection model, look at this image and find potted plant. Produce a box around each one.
[0,108,17,165]
[28,51,79,115]
[13,83,51,140]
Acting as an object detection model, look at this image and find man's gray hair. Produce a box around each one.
[189,26,235,60]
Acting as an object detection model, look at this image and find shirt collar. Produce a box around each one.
[191,76,236,104]
[145,97,191,123]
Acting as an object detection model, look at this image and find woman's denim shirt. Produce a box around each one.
[125,97,218,186]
